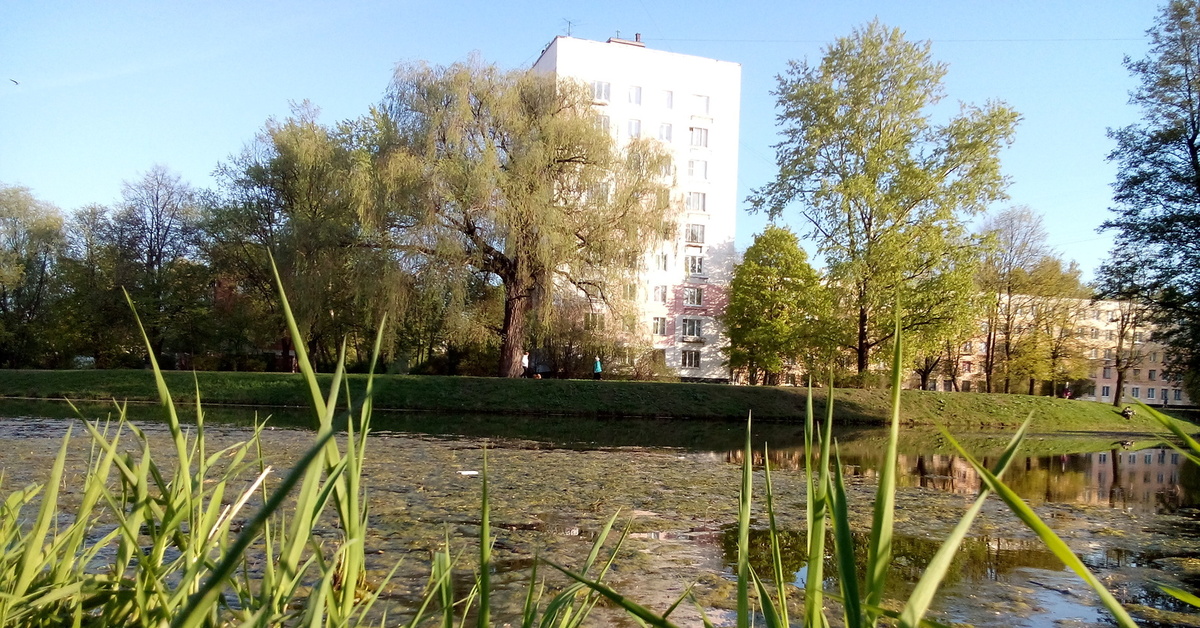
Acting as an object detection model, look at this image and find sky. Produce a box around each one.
[0,1,1163,280]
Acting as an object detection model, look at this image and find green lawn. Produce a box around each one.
[1,369,1192,435]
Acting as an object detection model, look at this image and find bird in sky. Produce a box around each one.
[9,79,17,85]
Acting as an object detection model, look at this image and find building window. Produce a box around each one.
[685,255,704,275]
[1176,389,1183,401]
[1091,328,1099,339]
[658,123,672,142]
[1090,348,1098,358]
[1134,331,1143,342]
[1107,330,1115,340]
[681,318,702,337]
[686,192,707,212]
[681,349,701,368]
[693,94,710,114]
[655,252,668,271]
[690,127,709,147]
[1104,348,1113,359]
[1151,352,1159,363]
[1150,370,1157,381]
[684,287,703,306]
[1103,367,1113,379]
[592,81,610,102]
[628,119,641,138]
[652,317,668,335]
[1148,388,1157,399]
[584,312,605,331]
[1102,385,1111,397]
[623,284,638,300]
[1134,369,1141,378]
[597,115,610,132]
[653,285,668,304]
[688,159,708,179]
[1132,387,1141,398]
[629,85,642,105]
[1162,388,1169,402]
[962,361,973,373]
[685,223,706,243]
[663,90,673,108]
[961,341,972,353]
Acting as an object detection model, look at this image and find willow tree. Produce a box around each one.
[208,104,411,368]
[378,61,673,378]
[750,21,1018,375]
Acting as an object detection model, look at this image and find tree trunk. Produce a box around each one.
[1113,369,1126,407]
[919,370,930,390]
[856,305,869,374]
[498,280,530,378]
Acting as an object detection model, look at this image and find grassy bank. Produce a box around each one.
[1,369,1193,434]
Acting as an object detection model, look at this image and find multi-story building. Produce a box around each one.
[943,297,1192,406]
[533,35,742,381]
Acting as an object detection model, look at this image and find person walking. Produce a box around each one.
[521,351,531,378]
[593,356,602,380]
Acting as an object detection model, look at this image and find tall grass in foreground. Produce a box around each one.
[0,267,1164,627]
[554,317,1142,628]
[0,262,626,627]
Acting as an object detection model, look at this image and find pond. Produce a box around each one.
[2,399,1200,627]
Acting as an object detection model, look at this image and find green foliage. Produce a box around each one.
[208,102,411,370]
[0,184,65,367]
[723,226,833,384]
[975,207,1093,395]
[750,21,1017,375]
[1102,0,1200,399]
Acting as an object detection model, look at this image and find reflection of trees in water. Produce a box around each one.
[722,528,1062,596]
[723,447,1199,513]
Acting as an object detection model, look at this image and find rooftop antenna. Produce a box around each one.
[562,18,575,36]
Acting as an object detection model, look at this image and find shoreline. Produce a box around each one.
[0,369,1195,436]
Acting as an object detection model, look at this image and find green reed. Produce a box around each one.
[555,314,1143,628]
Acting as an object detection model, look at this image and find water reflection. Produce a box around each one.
[722,446,1200,514]
[725,528,1064,592]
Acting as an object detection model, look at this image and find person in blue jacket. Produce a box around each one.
[593,356,602,380]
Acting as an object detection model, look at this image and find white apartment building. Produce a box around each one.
[533,35,742,381]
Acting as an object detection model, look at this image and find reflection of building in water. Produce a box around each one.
[721,446,1193,514]
[1085,448,1185,511]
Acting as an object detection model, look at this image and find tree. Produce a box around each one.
[750,21,1018,376]
[208,104,413,369]
[723,226,832,385]
[0,184,64,367]
[56,204,141,367]
[1095,246,1157,406]
[977,206,1051,392]
[377,60,673,378]
[110,166,209,365]
[1102,0,1200,398]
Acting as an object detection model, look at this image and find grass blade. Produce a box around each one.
[897,413,1033,628]
[943,431,1138,628]
[737,414,752,628]
[865,313,903,617]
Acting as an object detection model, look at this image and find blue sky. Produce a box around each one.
[0,1,1161,279]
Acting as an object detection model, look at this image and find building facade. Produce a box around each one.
[533,35,742,381]
[940,297,1193,406]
